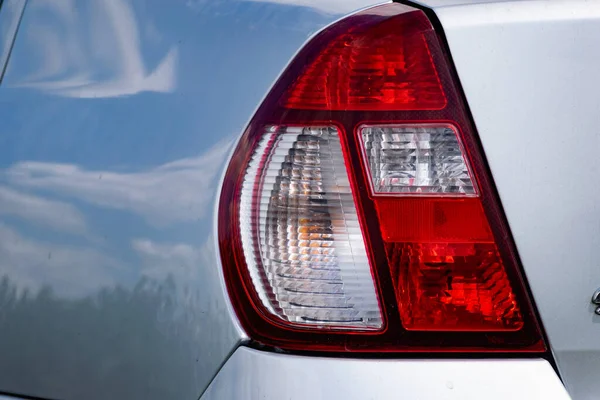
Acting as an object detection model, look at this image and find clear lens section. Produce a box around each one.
[360,124,476,195]
[239,126,382,329]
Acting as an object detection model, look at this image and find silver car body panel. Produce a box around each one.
[0,0,382,399]
[0,0,594,399]
[0,0,26,81]
[202,347,570,400]
[412,0,516,7]
[435,1,600,399]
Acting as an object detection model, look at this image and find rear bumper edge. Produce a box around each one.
[201,346,571,399]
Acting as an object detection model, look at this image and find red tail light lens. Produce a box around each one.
[284,13,446,111]
[359,123,523,332]
[219,3,544,352]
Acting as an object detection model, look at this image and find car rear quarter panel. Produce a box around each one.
[433,1,600,398]
[0,0,379,399]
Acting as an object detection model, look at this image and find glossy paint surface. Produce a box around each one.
[436,1,600,398]
[0,0,383,399]
[0,0,26,81]
[202,347,569,400]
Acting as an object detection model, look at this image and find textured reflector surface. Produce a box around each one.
[284,16,446,110]
[360,124,523,331]
[360,125,476,195]
[387,241,524,331]
[239,126,382,329]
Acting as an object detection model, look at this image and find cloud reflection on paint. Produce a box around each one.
[0,132,232,298]
[5,139,233,226]
[0,223,122,297]
[10,0,177,98]
[0,186,86,233]
[240,0,383,14]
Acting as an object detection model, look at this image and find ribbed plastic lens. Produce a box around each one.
[360,125,476,195]
[358,124,524,331]
[388,241,523,331]
[239,126,382,329]
[283,17,446,111]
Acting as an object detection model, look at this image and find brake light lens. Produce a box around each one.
[284,14,446,111]
[359,123,522,331]
[219,3,544,352]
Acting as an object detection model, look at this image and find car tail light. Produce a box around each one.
[219,3,545,352]
[239,125,382,329]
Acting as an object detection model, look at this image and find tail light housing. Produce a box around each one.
[219,3,544,352]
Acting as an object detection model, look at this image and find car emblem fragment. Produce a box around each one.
[591,288,600,315]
